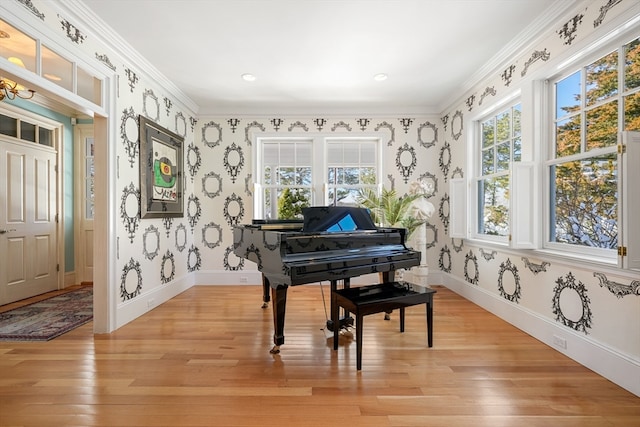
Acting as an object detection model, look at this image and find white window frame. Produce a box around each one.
[252,133,384,220]
[452,89,537,249]
[471,96,522,244]
[542,32,640,266]
[325,137,380,206]
[255,137,314,220]
[469,93,523,245]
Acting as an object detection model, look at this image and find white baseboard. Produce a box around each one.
[195,270,263,285]
[441,273,640,398]
[193,270,382,286]
[116,273,195,328]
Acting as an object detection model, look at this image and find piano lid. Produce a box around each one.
[301,206,377,232]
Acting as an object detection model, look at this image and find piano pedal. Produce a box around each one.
[323,325,354,342]
[270,345,280,354]
[325,316,354,332]
[341,329,354,342]
[341,316,354,330]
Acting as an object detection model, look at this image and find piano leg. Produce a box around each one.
[261,274,271,309]
[381,270,394,282]
[270,285,288,354]
[382,270,394,320]
[326,279,354,332]
[332,281,339,350]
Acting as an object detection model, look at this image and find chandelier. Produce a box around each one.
[0,78,35,101]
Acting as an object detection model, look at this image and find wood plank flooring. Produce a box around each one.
[0,284,638,426]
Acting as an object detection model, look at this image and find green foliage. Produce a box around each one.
[480,175,510,236]
[550,37,640,248]
[356,187,426,238]
[277,188,309,219]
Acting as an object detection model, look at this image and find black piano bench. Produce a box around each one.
[331,281,436,371]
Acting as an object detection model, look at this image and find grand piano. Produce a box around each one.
[232,206,421,353]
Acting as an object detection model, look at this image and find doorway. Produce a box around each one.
[0,105,61,305]
[74,123,94,285]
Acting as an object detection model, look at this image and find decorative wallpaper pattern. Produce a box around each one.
[464,250,479,285]
[9,0,638,372]
[433,0,638,360]
[552,272,592,334]
[498,258,521,303]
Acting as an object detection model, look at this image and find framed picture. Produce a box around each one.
[139,115,184,218]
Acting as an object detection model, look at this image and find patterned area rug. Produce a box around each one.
[0,287,93,341]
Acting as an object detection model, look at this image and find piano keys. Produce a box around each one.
[232,206,421,353]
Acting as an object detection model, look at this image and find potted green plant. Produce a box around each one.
[356,186,426,238]
[358,184,435,284]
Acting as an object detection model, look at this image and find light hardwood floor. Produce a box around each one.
[0,284,638,426]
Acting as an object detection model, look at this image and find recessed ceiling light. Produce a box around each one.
[241,73,256,82]
[374,73,388,81]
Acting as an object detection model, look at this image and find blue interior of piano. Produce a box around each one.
[326,214,358,232]
[302,207,377,232]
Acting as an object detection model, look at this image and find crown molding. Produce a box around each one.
[439,0,580,114]
[57,0,199,115]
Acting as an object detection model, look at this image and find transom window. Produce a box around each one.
[0,111,54,146]
[0,18,103,106]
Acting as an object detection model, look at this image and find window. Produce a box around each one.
[473,102,521,242]
[326,138,378,206]
[547,36,640,258]
[0,111,54,146]
[260,138,312,220]
[0,18,104,106]
[84,136,95,220]
[254,135,382,220]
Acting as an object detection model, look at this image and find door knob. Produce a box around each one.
[0,229,16,234]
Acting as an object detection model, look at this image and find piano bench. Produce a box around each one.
[331,281,436,371]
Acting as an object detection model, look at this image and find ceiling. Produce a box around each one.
[81,0,562,116]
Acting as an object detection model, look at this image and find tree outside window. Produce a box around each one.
[550,36,640,249]
[476,103,521,238]
[256,136,381,219]
[261,140,312,219]
[326,139,378,206]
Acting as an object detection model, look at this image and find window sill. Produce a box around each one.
[533,248,618,269]
[465,237,510,249]
[464,239,620,270]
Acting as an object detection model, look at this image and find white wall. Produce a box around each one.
[436,0,640,397]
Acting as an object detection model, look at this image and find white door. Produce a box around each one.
[75,124,94,284]
[0,137,58,305]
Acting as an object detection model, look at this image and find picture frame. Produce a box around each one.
[139,115,184,218]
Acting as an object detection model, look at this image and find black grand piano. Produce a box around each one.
[232,206,421,353]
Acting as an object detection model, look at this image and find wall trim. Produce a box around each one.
[116,273,195,329]
[57,0,199,114]
[194,270,384,287]
[451,0,579,112]
[196,270,263,286]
